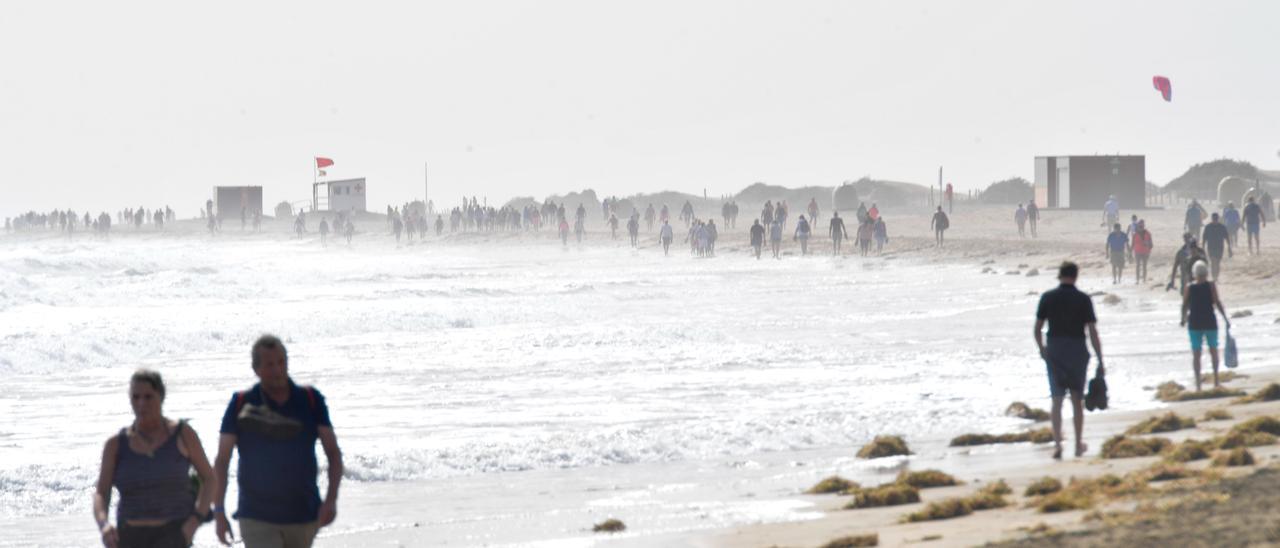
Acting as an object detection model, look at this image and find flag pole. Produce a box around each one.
[312,157,317,213]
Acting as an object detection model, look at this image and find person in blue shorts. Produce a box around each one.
[1181,261,1230,391]
[213,335,344,548]
[1034,262,1105,460]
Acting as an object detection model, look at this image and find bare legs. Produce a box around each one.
[1050,393,1086,459]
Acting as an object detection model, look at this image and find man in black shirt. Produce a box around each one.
[749,220,765,260]
[1034,262,1105,460]
[1201,213,1232,280]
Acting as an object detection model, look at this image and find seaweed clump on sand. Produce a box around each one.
[949,428,1054,447]
[819,533,879,548]
[592,519,626,533]
[1164,440,1213,463]
[903,498,973,522]
[901,482,1010,522]
[844,484,921,510]
[1035,475,1144,513]
[1215,432,1278,449]
[1023,477,1063,497]
[1005,402,1050,422]
[1142,463,1196,482]
[1202,409,1233,421]
[1212,447,1256,467]
[1236,383,1280,404]
[857,435,911,459]
[807,476,860,494]
[896,469,958,489]
[1125,412,1196,435]
[1154,381,1243,402]
[1100,435,1172,459]
[1229,416,1280,436]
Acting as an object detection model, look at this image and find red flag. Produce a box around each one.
[316,157,334,168]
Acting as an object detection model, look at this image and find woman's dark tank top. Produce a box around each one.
[113,420,194,524]
[1187,282,1217,331]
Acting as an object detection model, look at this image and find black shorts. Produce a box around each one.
[1045,337,1090,398]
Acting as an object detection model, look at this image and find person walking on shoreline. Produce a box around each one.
[1243,196,1266,255]
[829,212,847,256]
[1015,204,1027,238]
[1027,199,1040,237]
[1201,212,1232,280]
[1223,201,1241,248]
[1034,262,1105,460]
[794,214,811,255]
[1106,223,1126,284]
[749,219,765,259]
[1131,219,1153,283]
[95,370,216,548]
[1182,261,1230,392]
[214,335,344,548]
[931,206,949,246]
[659,219,674,256]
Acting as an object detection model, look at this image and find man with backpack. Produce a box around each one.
[213,335,344,548]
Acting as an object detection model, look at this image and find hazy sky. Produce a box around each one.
[3,0,1278,213]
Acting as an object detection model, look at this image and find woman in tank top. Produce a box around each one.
[1181,261,1231,392]
[94,370,215,548]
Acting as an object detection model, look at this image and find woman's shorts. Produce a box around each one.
[1188,329,1219,351]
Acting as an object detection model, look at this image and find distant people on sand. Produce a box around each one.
[1167,234,1207,294]
[856,218,874,256]
[574,217,585,243]
[1201,212,1232,280]
[392,215,403,243]
[873,216,888,253]
[659,219,674,256]
[1034,261,1105,459]
[1130,220,1153,283]
[807,198,819,226]
[1222,201,1240,247]
[1184,199,1207,238]
[435,214,444,236]
[794,214,811,255]
[1182,261,1230,392]
[855,202,868,224]
[1105,223,1126,284]
[213,335,344,548]
[1102,195,1120,229]
[1027,199,1040,237]
[1015,204,1027,237]
[750,219,765,259]
[680,201,694,227]
[705,220,718,256]
[608,213,619,240]
[319,218,329,247]
[829,212,847,255]
[344,219,355,245]
[94,369,215,548]
[627,214,640,247]
[769,219,783,259]
[1243,196,1266,255]
[559,217,570,246]
[931,206,949,246]
[644,204,655,231]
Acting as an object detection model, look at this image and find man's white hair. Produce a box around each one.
[1193,260,1210,280]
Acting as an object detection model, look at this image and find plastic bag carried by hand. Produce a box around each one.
[1225,329,1238,369]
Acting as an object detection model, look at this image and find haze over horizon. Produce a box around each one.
[3,0,1278,214]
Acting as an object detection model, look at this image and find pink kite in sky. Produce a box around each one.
[1152,76,1172,102]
